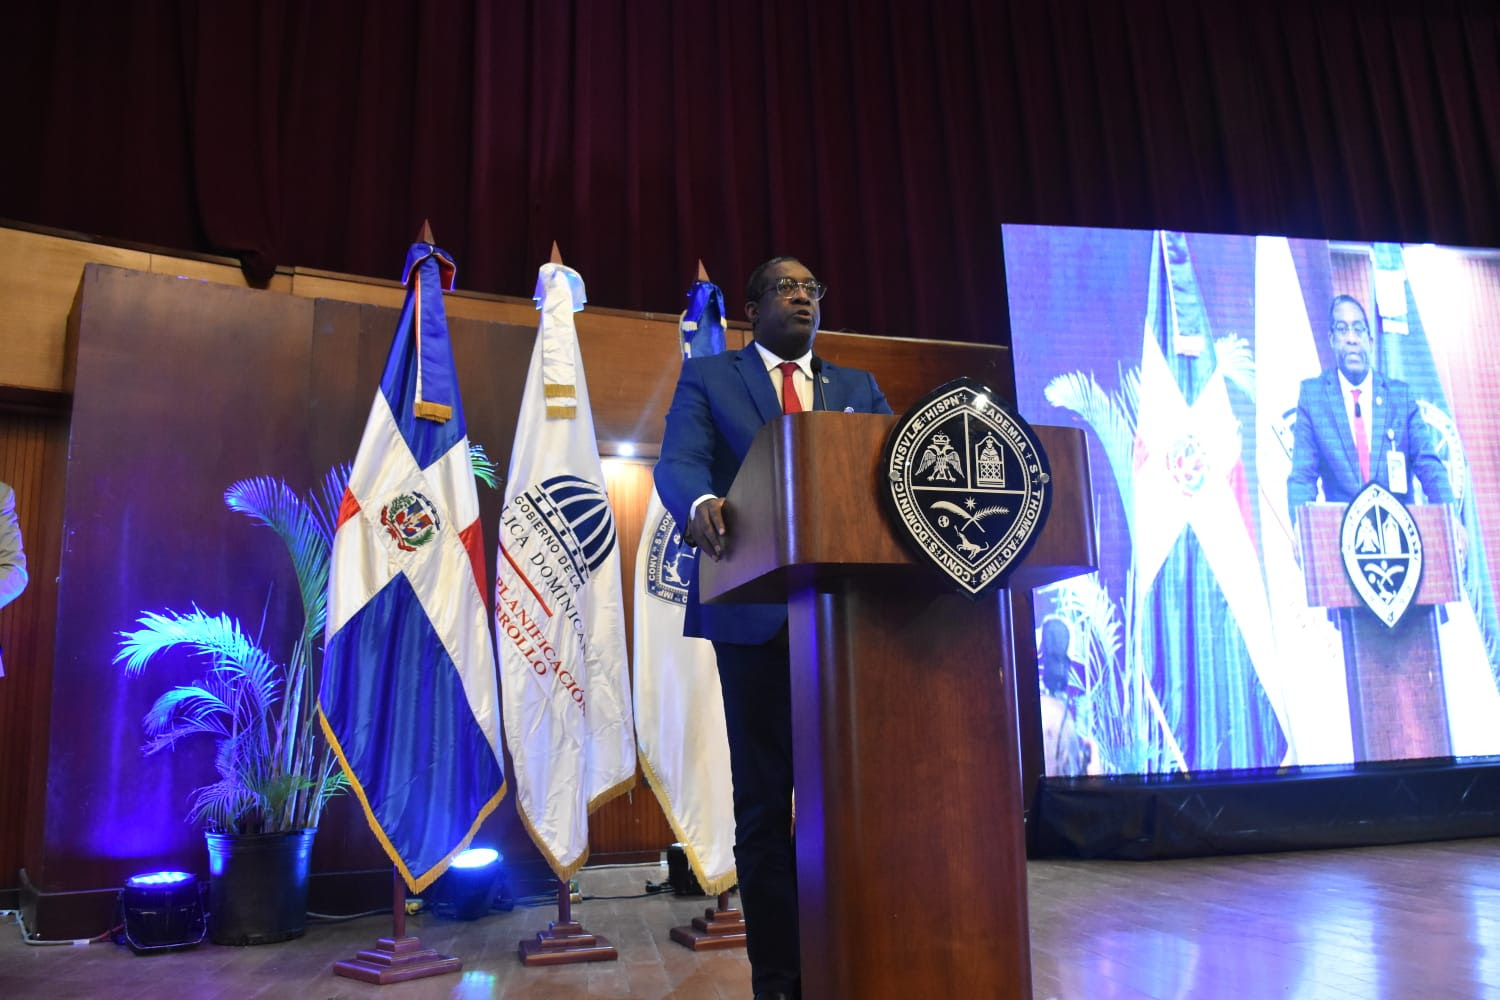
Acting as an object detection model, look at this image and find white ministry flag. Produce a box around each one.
[1253,235,1349,764]
[632,280,737,896]
[496,261,635,879]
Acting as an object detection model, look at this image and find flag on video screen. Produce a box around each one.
[1131,230,1286,770]
[320,239,506,894]
[1252,235,1348,765]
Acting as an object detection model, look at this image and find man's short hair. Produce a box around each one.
[745,256,802,303]
[1329,294,1369,330]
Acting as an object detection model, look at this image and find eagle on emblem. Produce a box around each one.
[916,432,964,482]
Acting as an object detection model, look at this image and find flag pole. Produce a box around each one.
[663,260,745,950]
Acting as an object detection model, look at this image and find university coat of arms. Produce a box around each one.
[1340,481,1424,628]
[880,377,1052,599]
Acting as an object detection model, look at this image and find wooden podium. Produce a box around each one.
[1296,503,1462,761]
[700,412,1095,1000]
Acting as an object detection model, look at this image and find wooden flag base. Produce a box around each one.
[334,936,462,984]
[518,878,618,966]
[669,892,747,950]
[519,920,619,965]
[332,871,461,984]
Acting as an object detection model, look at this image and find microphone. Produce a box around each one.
[810,356,826,411]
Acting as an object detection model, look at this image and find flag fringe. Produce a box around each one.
[545,405,577,418]
[318,708,507,894]
[636,742,737,896]
[516,805,591,883]
[587,772,636,816]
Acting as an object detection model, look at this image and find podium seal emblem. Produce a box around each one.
[1340,482,1423,628]
[880,377,1052,599]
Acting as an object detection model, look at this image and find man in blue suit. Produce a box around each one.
[655,256,891,1000]
[1287,295,1452,514]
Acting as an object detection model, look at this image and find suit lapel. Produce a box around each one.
[1368,373,1392,481]
[813,357,838,412]
[736,344,782,424]
[1320,370,1359,481]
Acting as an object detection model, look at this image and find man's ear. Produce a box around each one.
[744,300,758,328]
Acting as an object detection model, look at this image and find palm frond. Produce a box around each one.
[306,463,353,544]
[1044,369,1139,532]
[225,476,332,648]
[120,469,352,833]
[1213,334,1256,399]
[116,607,282,687]
[140,685,232,748]
[469,442,499,489]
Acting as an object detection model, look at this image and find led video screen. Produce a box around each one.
[1005,225,1500,777]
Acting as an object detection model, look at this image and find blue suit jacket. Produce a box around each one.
[654,344,892,644]
[1286,368,1452,510]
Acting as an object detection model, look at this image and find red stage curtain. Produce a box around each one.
[2,1,1495,345]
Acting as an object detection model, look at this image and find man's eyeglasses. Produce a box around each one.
[768,277,827,301]
[1331,321,1369,336]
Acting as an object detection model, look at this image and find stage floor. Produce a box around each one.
[4,839,1499,998]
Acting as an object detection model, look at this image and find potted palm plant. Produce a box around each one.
[116,468,352,945]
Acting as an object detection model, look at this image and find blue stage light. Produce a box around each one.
[451,848,500,869]
[119,870,206,954]
[127,870,195,887]
[427,849,504,920]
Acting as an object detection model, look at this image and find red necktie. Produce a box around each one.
[1351,387,1370,483]
[779,362,802,414]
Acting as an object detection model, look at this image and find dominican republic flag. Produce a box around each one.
[318,240,506,895]
[496,261,635,880]
[631,279,737,896]
[1130,230,1286,771]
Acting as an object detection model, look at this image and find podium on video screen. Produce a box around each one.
[700,411,1095,1000]
[1296,502,1462,762]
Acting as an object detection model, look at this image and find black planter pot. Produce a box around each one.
[204,828,316,946]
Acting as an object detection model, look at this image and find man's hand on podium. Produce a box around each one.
[692,497,729,561]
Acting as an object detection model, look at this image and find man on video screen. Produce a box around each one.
[1286,295,1452,514]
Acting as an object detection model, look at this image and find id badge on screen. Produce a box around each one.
[1388,450,1409,495]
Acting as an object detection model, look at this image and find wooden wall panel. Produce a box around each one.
[589,459,675,859]
[0,413,68,893]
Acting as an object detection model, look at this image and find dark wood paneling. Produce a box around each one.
[0,412,68,891]
[590,459,674,859]
[41,266,317,891]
